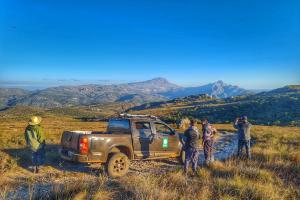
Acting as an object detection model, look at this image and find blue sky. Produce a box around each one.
[0,0,299,90]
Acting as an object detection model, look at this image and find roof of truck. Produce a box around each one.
[112,113,163,122]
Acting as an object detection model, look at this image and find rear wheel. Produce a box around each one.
[106,152,130,177]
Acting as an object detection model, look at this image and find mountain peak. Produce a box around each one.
[213,80,226,87]
[148,77,169,83]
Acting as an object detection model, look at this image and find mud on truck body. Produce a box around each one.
[60,114,185,177]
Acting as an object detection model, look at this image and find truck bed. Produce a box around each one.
[60,131,133,163]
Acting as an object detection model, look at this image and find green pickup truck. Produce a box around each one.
[60,114,185,177]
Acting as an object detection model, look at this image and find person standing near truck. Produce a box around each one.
[202,119,217,165]
[183,119,201,176]
[24,116,46,173]
[234,116,252,159]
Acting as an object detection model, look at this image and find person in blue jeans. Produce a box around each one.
[234,116,252,159]
[183,120,201,176]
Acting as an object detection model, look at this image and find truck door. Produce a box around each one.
[153,122,180,156]
[132,121,155,158]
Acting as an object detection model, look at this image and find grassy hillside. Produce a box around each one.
[129,85,300,126]
[0,106,299,199]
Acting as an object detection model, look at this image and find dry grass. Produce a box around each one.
[0,116,106,149]
[0,109,299,199]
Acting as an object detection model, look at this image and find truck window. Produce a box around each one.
[135,122,152,138]
[108,119,130,133]
[154,123,174,136]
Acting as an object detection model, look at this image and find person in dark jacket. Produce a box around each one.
[24,116,46,173]
[202,119,217,165]
[234,116,252,159]
[183,119,201,176]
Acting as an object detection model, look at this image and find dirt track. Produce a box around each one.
[128,131,238,175]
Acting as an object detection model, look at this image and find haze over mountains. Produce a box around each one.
[0,78,254,108]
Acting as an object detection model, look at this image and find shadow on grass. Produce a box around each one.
[152,158,181,166]
[210,167,235,179]
[1,145,104,175]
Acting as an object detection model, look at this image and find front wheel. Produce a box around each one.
[106,152,130,177]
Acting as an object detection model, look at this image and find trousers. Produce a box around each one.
[184,147,200,172]
[32,145,46,167]
[204,140,214,163]
[237,139,251,159]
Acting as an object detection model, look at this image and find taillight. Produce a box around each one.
[79,137,89,154]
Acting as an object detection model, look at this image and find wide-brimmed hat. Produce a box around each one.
[28,116,42,125]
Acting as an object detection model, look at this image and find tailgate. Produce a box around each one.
[61,131,91,151]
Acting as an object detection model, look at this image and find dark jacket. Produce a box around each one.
[184,126,201,149]
[234,122,252,140]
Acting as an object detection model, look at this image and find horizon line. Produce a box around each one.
[0,77,294,91]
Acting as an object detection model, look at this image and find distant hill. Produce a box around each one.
[2,78,179,108]
[0,88,30,109]
[129,85,300,126]
[162,80,251,98]
[0,78,253,108]
[130,94,214,111]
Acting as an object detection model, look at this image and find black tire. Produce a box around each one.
[106,152,130,178]
[179,149,186,165]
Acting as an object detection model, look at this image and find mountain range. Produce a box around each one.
[162,80,252,98]
[0,78,253,108]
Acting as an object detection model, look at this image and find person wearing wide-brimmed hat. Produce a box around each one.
[24,116,46,173]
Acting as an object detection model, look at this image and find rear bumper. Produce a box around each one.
[59,148,106,163]
[59,148,90,163]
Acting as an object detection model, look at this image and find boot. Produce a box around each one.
[183,169,188,177]
[205,160,210,167]
[190,171,195,177]
[33,166,39,174]
[192,170,199,177]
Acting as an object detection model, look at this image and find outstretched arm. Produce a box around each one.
[233,118,239,129]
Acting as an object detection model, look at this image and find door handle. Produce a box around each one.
[155,135,164,139]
